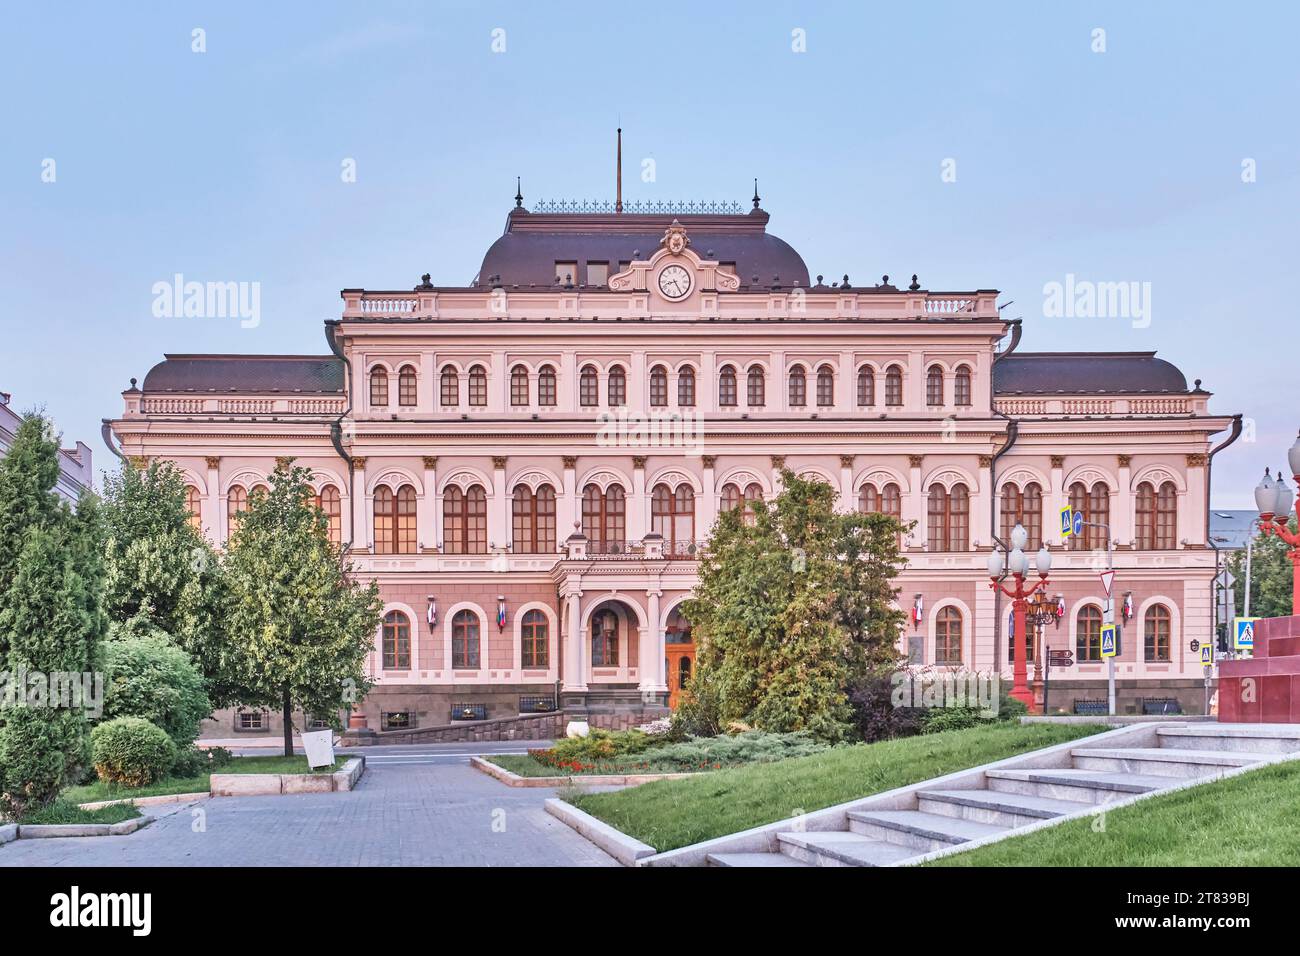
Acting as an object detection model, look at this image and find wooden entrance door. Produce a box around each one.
[665,644,695,710]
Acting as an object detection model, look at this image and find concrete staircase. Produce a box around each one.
[706,723,1300,867]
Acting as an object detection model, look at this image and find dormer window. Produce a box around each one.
[587,262,609,286]
[555,262,577,287]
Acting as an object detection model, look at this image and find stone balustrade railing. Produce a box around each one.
[135,396,345,416]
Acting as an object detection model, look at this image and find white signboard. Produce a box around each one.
[301,729,336,769]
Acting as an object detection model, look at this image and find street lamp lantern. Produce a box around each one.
[1252,443,1300,617]
[1288,431,1300,478]
[987,550,1004,578]
[989,530,1050,710]
[1254,467,1278,518]
[1008,547,1029,577]
[1274,473,1294,521]
[1010,523,1029,551]
[1035,546,1052,576]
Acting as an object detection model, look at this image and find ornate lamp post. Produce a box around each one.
[1254,433,1300,614]
[988,523,1053,708]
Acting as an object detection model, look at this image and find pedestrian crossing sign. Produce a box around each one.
[1100,624,1117,658]
[1201,643,1213,666]
[1060,506,1074,538]
[1233,617,1259,650]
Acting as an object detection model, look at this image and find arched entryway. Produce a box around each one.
[582,598,643,685]
[664,606,695,710]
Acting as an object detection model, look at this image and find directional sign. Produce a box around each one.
[1073,510,1085,537]
[1048,657,1074,668]
[1233,617,1260,650]
[1201,644,1214,666]
[1099,569,1115,597]
[1100,624,1118,658]
[1060,506,1074,538]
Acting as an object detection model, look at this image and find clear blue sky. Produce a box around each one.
[3,1,1297,507]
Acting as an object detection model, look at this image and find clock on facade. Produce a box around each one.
[657,264,692,299]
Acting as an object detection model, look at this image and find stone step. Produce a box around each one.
[707,851,811,867]
[917,787,1089,827]
[846,809,1008,853]
[985,767,1172,804]
[1070,746,1261,777]
[1157,724,1300,754]
[776,830,920,867]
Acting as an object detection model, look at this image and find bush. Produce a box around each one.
[103,622,212,748]
[168,744,233,777]
[0,709,89,818]
[848,672,925,743]
[919,706,986,735]
[91,717,177,788]
[550,729,657,764]
[529,730,828,773]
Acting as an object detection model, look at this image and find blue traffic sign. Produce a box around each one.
[1100,624,1117,658]
[1233,617,1259,650]
[1060,507,1074,538]
[1073,511,1085,536]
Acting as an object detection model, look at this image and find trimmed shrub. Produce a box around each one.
[103,623,211,748]
[168,744,233,777]
[848,672,925,742]
[91,717,177,788]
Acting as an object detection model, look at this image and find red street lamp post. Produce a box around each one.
[1253,433,1300,614]
[988,523,1053,709]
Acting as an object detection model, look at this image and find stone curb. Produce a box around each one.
[78,791,210,811]
[470,756,697,788]
[544,798,657,866]
[11,815,151,841]
[210,756,365,797]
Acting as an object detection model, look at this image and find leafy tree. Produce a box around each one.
[223,461,381,755]
[681,470,910,742]
[0,414,107,817]
[103,619,211,747]
[1227,519,1296,620]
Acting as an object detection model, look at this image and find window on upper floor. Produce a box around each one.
[718,365,737,407]
[788,366,807,407]
[720,482,764,526]
[954,365,972,407]
[816,364,835,407]
[649,365,668,407]
[374,484,417,554]
[1136,480,1177,550]
[926,366,945,407]
[468,365,488,407]
[857,367,875,407]
[316,484,342,546]
[587,262,609,286]
[747,365,765,407]
[1068,481,1110,551]
[885,365,904,406]
[440,366,458,406]
[370,367,389,407]
[444,485,487,554]
[859,482,902,520]
[582,484,626,554]
[513,484,556,554]
[398,365,417,406]
[652,483,695,554]
[226,485,248,540]
[510,365,529,407]
[1000,482,1042,550]
[538,365,557,406]
[607,366,626,406]
[678,366,696,407]
[579,365,599,407]
[927,483,969,552]
[555,262,576,287]
[184,485,202,533]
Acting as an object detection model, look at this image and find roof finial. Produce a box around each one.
[514,176,523,208]
[615,128,623,213]
[752,178,761,209]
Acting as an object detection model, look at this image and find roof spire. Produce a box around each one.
[615,128,623,213]
[514,176,523,208]
[752,178,761,208]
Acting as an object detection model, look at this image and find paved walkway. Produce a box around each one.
[0,755,615,867]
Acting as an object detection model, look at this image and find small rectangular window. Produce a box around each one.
[555,262,577,286]
[586,262,608,286]
[236,711,265,731]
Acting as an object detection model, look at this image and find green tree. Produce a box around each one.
[0,414,107,817]
[681,469,910,742]
[223,460,381,755]
[1227,519,1296,620]
[103,619,211,748]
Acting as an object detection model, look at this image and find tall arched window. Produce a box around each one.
[954,365,972,406]
[440,366,459,406]
[1137,481,1178,550]
[443,485,487,554]
[649,365,668,407]
[1076,605,1103,661]
[510,365,530,407]
[677,366,696,407]
[316,484,342,546]
[1068,481,1110,551]
[512,484,556,553]
[579,365,598,407]
[538,365,557,407]
[936,606,963,665]
[816,364,835,407]
[747,365,765,406]
[926,366,945,406]
[652,483,695,553]
[521,609,549,668]
[582,484,626,553]
[927,483,969,552]
[859,482,902,520]
[382,610,411,669]
[788,365,807,407]
[591,608,619,667]
[374,484,417,554]
[885,365,904,406]
[1000,482,1042,550]
[857,367,875,407]
[468,365,487,406]
[1144,603,1172,662]
[184,485,202,533]
[607,365,626,406]
[226,484,248,539]
[398,365,417,406]
[452,609,480,669]
[370,367,389,407]
[718,365,737,407]
[720,483,741,513]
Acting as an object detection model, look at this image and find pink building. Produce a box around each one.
[108,192,1239,736]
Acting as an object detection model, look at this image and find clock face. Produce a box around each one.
[657,264,692,300]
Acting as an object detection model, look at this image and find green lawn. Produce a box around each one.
[569,722,1107,852]
[929,759,1300,867]
[12,800,142,826]
[64,755,345,805]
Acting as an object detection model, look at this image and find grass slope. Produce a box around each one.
[570,722,1106,852]
[929,758,1300,867]
[63,755,343,804]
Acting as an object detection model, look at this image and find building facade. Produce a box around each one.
[2,389,94,503]
[108,196,1238,734]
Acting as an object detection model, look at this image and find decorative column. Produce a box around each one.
[562,456,579,535]
[204,456,221,543]
[422,456,438,552]
[771,455,786,494]
[1184,453,1207,547]
[839,454,855,512]
[973,455,993,546]
[907,455,925,547]
[700,350,716,414]
[491,457,508,548]
[489,351,506,412]
[1049,455,1066,545]
[1115,454,1133,546]
[351,457,368,551]
[837,350,853,415]
[631,456,648,538]
[563,591,587,692]
[640,588,665,698]
[771,350,786,412]
[561,350,577,413]
[700,455,718,534]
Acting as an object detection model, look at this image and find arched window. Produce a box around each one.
[1137,481,1177,550]
[468,365,487,407]
[370,367,389,407]
[747,365,765,407]
[582,484,626,553]
[816,364,835,407]
[439,366,458,406]
[316,484,342,546]
[398,365,417,406]
[859,482,902,520]
[1076,605,1104,662]
[718,365,737,407]
[184,485,202,533]
[885,365,904,406]
[537,365,557,406]
[521,609,549,669]
[741,482,763,526]
[1144,603,1172,662]
[443,485,487,554]
[512,484,556,554]
[452,609,480,669]
[374,484,417,554]
[652,483,695,553]
[226,484,248,539]
[788,365,807,407]
[510,365,529,407]
[591,608,619,667]
[936,606,963,665]
[927,483,969,552]
[649,365,668,407]
[926,366,945,406]
[579,365,598,407]
[677,367,696,407]
[720,483,742,513]
[382,610,411,670]
[1068,481,1110,551]
[954,365,972,407]
[607,365,626,406]
[857,367,875,407]
[1000,482,1042,550]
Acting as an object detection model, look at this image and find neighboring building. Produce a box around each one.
[107,189,1239,734]
[1,390,94,503]
[1210,510,1257,551]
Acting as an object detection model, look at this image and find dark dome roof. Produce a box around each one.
[142,355,344,393]
[993,352,1190,395]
